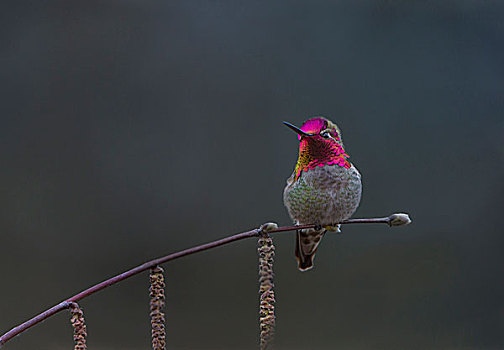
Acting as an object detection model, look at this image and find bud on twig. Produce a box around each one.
[258,222,278,350]
[69,302,87,350]
[150,266,166,350]
[388,213,412,226]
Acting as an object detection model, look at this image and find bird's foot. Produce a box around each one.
[324,224,342,233]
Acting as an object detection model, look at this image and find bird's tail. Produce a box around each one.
[295,228,326,271]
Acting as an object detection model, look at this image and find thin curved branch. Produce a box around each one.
[0,213,410,347]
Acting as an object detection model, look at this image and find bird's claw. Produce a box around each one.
[324,224,342,233]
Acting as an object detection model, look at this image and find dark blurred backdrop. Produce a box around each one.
[1,1,503,349]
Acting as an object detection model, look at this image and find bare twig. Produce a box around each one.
[0,213,410,347]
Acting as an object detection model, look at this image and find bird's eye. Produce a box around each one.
[321,131,331,138]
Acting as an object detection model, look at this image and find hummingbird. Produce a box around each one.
[283,117,362,271]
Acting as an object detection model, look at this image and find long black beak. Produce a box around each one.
[283,121,314,137]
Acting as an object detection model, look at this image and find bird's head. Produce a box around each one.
[284,116,344,146]
[284,117,350,179]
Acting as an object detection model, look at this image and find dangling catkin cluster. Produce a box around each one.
[69,302,87,350]
[150,265,166,350]
[258,222,278,350]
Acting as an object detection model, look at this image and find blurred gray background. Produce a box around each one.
[1,1,503,349]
